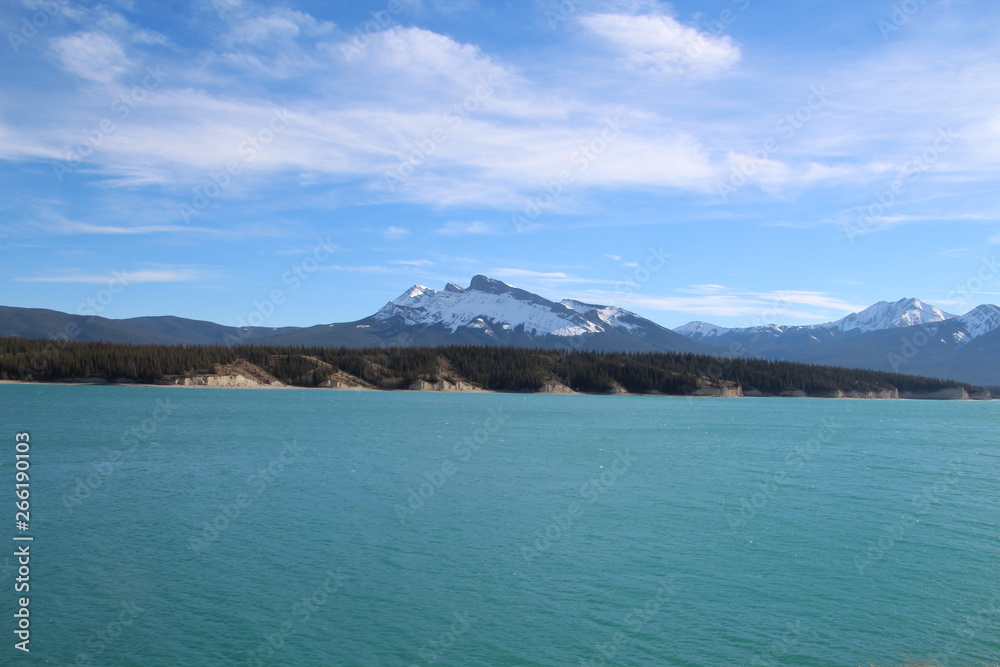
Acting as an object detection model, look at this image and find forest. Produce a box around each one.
[0,336,982,397]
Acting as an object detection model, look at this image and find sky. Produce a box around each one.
[1,0,999,330]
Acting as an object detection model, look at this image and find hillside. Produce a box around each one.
[0,338,988,400]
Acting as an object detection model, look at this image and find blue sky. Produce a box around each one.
[1,0,999,329]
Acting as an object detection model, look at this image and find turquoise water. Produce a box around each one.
[1,385,998,666]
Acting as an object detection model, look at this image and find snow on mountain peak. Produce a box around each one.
[389,284,436,307]
[822,297,955,333]
[673,297,962,342]
[673,321,732,337]
[561,300,642,331]
[374,276,606,336]
[560,299,597,314]
[956,304,1000,340]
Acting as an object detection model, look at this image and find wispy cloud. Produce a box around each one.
[436,221,498,236]
[574,286,870,324]
[676,284,728,295]
[381,226,411,239]
[579,10,741,77]
[388,259,433,266]
[4,0,1000,327]
[491,269,571,280]
[16,267,219,284]
[52,31,132,83]
[47,221,217,235]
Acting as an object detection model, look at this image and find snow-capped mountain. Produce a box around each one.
[820,298,954,333]
[673,321,732,338]
[365,275,710,352]
[952,304,1000,343]
[676,297,956,344]
[372,276,603,337]
[671,297,1000,386]
[2,282,998,385]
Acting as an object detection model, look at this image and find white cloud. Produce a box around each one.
[30,212,218,236]
[17,14,731,208]
[491,269,571,280]
[17,267,217,283]
[13,1,1000,218]
[51,31,132,83]
[579,12,740,77]
[336,25,510,92]
[229,14,304,45]
[381,226,410,239]
[326,264,433,276]
[677,284,728,295]
[604,254,621,260]
[219,8,336,77]
[436,221,498,236]
[388,259,434,266]
[575,286,869,323]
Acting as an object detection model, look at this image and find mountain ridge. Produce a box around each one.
[2,277,999,386]
[672,297,1000,387]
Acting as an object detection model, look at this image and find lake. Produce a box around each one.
[1,385,998,666]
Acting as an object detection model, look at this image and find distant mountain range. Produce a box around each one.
[3,277,999,386]
[673,297,1000,387]
[0,275,714,353]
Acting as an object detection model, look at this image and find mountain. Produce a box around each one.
[0,306,298,346]
[952,304,1000,342]
[673,299,1000,386]
[822,298,955,333]
[0,276,715,354]
[283,275,716,353]
[676,298,955,348]
[4,283,999,386]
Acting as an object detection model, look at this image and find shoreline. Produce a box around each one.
[0,379,992,401]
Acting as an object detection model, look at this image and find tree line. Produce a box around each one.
[0,337,980,396]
